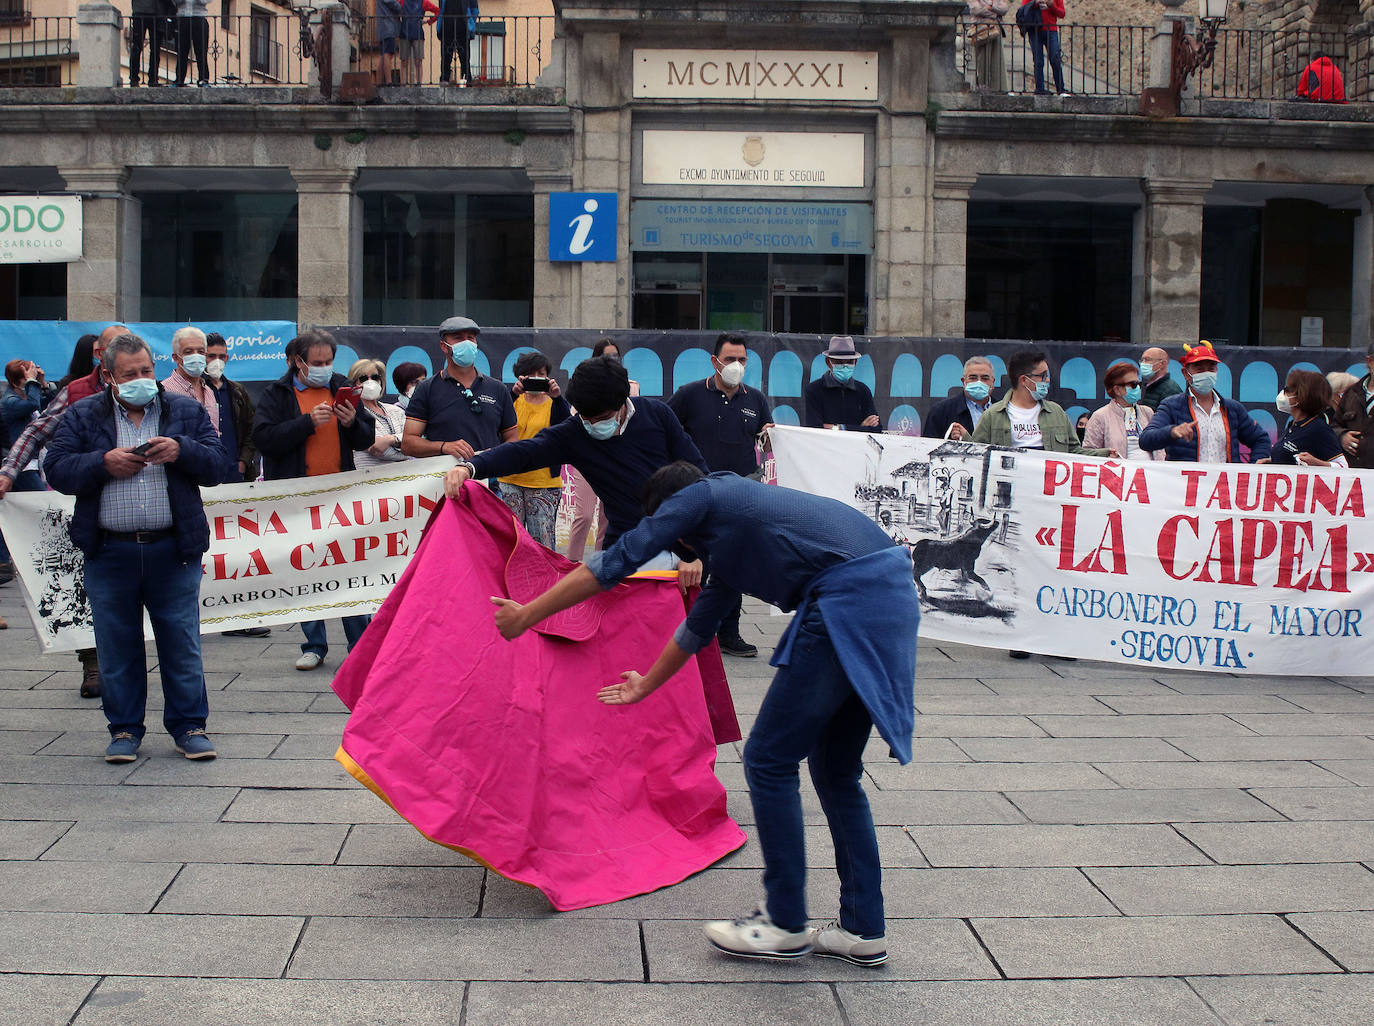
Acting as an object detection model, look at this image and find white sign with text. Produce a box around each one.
[0,195,81,264]
[642,130,865,188]
[634,50,877,101]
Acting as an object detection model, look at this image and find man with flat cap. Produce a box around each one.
[402,316,517,460]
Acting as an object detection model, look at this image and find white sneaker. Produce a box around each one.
[810,921,888,966]
[703,909,812,960]
[295,652,324,671]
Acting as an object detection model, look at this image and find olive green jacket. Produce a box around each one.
[969,394,1111,456]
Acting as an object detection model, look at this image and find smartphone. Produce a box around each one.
[132,441,155,457]
[522,376,551,393]
[335,385,362,408]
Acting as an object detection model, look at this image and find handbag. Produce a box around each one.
[968,22,1002,44]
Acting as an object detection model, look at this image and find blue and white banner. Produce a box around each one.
[770,426,1372,676]
[630,200,872,254]
[0,321,295,383]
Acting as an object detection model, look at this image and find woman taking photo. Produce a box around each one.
[348,359,410,469]
[1083,360,1163,461]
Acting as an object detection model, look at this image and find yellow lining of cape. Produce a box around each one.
[334,744,538,891]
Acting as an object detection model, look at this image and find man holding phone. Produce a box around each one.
[43,333,226,763]
[252,330,377,671]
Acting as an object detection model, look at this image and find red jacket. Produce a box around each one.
[1021,0,1064,31]
[1296,56,1346,103]
[65,367,104,404]
[1022,0,1060,30]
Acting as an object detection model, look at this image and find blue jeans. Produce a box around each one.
[300,615,371,657]
[84,535,208,740]
[1030,29,1065,93]
[742,604,883,937]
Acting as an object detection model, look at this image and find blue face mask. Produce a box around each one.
[302,364,332,388]
[582,414,619,441]
[964,381,990,402]
[831,363,856,383]
[1124,385,1142,405]
[181,353,207,377]
[1025,378,1050,401]
[448,340,479,367]
[116,377,158,407]
[1190,371,1218,396]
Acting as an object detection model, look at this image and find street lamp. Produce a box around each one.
[1179,0,1229,79]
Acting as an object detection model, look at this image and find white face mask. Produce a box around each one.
[206,358,226,380]
[1275,390,1291,414]
[360,380,383,401]
[719,361,745,388]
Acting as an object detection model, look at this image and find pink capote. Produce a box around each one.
[333,482,745,911]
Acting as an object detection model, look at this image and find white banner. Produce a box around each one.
[0,195,82,264]
[769,426,1373,676]
[0,457,451,652]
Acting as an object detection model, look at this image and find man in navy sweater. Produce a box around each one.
[443,356,708,549]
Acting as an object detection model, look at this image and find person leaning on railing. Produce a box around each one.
[967,0,1009,92]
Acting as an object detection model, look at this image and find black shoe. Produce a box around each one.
[1009,650,1031,660]
[224,626,271,638]
[718,635,758,658]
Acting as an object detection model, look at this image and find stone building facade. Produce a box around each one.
[0,0,1371,353]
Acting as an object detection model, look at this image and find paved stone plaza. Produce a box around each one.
[1,583,1372,1025]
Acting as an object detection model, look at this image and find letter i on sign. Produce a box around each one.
[549,192,616,262]
[569,199,598,256]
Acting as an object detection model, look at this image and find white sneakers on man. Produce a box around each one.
[810,921,889,966]
[702,909,812,960]
[295,652,323,671]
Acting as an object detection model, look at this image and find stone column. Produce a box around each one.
[529,168,573,328]
[1139,178,1211,349]
[291,169,359,327]
[871,30,932,336]
[1353,185,1374,354]
[929,173,977,337]
[58,166,140,322]
[574,108,627,328]
[871,115,929,336]
[75,4,123,88]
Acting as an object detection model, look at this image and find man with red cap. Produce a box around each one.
[1138,340,1271,463]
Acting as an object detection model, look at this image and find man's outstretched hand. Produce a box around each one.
[597,670,654,705]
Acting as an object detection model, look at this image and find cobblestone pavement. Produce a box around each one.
[1,584,1372,1025]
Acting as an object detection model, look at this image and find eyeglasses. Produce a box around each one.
[357,374,382,382]
[1120,380,1141,388]
[1026,371,1051,381]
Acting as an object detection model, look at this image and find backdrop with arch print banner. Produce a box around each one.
[323,326,1366,443]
